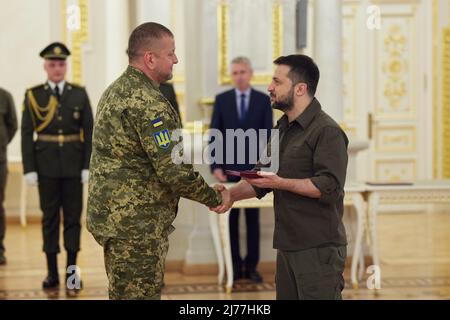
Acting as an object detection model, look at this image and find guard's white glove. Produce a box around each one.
[24,172,38,186]
[81,169,89,184]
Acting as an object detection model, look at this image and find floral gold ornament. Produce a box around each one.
[383,24,408,110]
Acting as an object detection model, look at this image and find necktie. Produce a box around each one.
[240,93,246,122]
[54,85,61,101]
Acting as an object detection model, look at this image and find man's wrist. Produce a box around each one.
[229,185,239,202]
[275,177,287,190]
[214,189,223,206]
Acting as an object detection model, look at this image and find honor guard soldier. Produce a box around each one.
[21,42,93,292]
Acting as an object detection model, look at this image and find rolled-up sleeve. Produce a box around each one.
[310,126,348,205]
[251,185,271,199]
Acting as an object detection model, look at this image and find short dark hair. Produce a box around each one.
[127,22,173,62]
[273,54,320,96]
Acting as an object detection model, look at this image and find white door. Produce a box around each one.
[342,0,432,181]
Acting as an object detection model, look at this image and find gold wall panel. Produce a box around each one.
[217,1,283,85]
[443,27,450,178]
[62,0,89,85]
[375,159,416,181]
[342,5,357,123]
[375,125,416,153]
[433,0,439,178]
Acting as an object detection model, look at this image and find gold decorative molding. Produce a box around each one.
[382,24,407,110]
[374,4,418,120]
[375,159,416,181]
[432,0,439,178]
[377,190,450,204]
[217,1,283,85]
[62,0,89,85]
[443,27,450,178]
[198,98,215,106]
[272,1,283,67]
[342,5,358,123]
[375,125,416,153]
[217,2,229,85]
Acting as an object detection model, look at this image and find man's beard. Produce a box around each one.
[162,72,173,83]
[157,69,173,83]
[271,88,294,111]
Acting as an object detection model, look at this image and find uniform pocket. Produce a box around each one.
[299,271,343,300]
[317,246,346,273]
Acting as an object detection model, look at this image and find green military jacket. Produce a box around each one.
[21,82,93,177]
[87,66,222,245]
[0,87,18,163]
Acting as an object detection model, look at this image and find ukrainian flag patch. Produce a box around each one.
[151,117,163,128]
[153,128,171,149]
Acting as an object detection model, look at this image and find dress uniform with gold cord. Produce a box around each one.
[21,42,93,292]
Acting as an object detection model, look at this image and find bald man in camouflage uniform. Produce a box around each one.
[87,22,225,300]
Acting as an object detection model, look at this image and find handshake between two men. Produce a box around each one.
[209,171,284,214]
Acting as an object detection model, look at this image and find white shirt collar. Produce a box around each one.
[235,87,251,98]
[47,80,65,93]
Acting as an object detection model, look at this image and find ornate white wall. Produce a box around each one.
[1,0,448,269]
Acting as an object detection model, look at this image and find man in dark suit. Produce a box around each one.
[21,42,93,292]
[210,57,273,282]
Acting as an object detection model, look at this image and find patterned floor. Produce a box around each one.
[1,209,450,300]
[2,275,450,300]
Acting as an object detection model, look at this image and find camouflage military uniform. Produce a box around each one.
[87,66,222,300]
[0,87,18,263]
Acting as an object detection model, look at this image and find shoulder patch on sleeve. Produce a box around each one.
[153,128,171,149]
[151,117,163,128]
